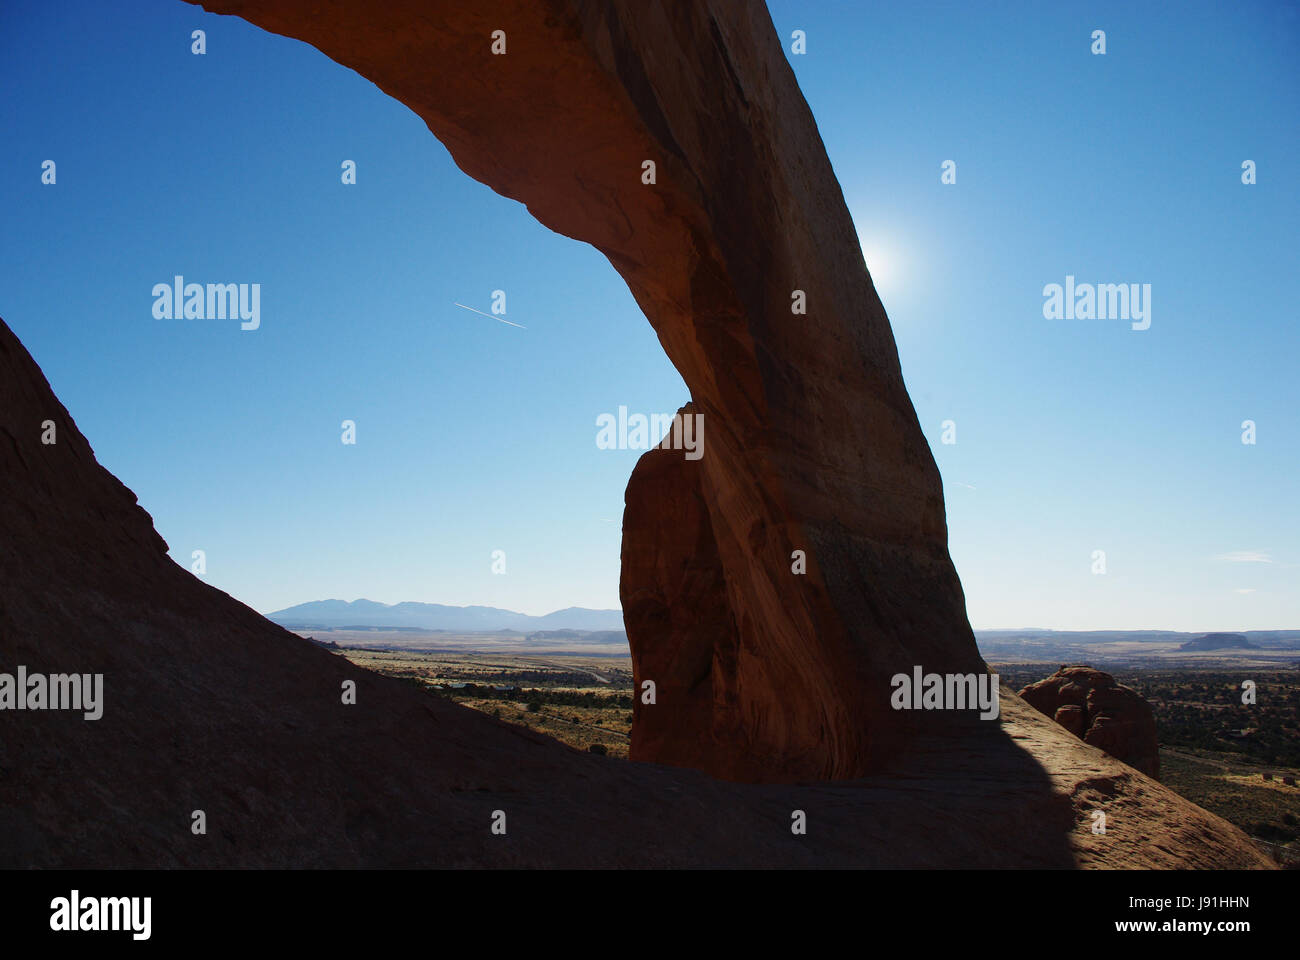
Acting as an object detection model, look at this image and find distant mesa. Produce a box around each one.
[267,599,624,633]
[1019,666,1161,779]
[1179,632,1256,652]
[524,629,628,645]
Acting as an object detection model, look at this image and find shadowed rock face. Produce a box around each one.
[184,0,983,781]
[1019,667,1161,779]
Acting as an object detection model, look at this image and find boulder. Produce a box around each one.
[1020,667,1160,779]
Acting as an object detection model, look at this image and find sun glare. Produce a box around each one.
[860,241,900,297]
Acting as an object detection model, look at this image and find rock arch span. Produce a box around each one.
[184,0,984,780]
[0,0,1274,868]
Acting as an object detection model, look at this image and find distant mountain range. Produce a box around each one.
[266,599,625,633]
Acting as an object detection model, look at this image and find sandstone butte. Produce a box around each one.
[0,0,1271,867]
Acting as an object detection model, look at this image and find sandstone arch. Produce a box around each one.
[0,0,1275,868]
[185,0,984,780]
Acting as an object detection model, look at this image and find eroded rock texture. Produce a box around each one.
[184,0,983,781]
[1019,667,1161,779]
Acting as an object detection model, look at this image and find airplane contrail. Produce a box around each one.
[453,302,526,328]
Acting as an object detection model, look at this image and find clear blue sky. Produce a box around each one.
[1,0,1296,630]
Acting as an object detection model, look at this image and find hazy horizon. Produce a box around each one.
[261,594,1300,636]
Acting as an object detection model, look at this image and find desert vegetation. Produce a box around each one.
[342,650,635,758]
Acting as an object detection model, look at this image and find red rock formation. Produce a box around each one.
[184,0,984,781]
[0,0,1272,868]
[1019,667,1161,779]
[620,403,749,777]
